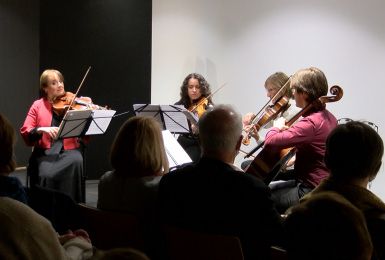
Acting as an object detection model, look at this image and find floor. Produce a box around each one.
[10,168,99,207]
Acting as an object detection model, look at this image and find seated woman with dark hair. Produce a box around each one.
[285,191,373,260]
[97,116,169,215]
[303,120,385,259]
[0,113,28,204]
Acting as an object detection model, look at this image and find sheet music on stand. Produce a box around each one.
[85,109,116,135]
[56,109,116,139]
[162,130,192,169]
[57,110,93,139]
[133,104,192,134]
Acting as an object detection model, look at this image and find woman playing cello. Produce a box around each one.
[175,73,213,162]
[261,67,338,213]
[20,69,91,202]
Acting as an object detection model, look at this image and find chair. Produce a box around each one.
[163,225,244,260]
[76,203,144,250]
[27,185,78,233]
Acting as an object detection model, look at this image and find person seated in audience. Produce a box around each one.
[97,116,169,260]
[97,116,169,215]
[158,104,283,260]
[284,191,373,260]
[0,113,28,204]
[0,196,93,259]
[303,120,385,259]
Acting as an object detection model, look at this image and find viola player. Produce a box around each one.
[243,72,299,144]
[241,72,300,170]
[174,73,214,162]
[20,69,87,202]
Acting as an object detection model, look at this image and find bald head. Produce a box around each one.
[199,105,242,157]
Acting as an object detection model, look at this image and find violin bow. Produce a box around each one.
[67,66,92,109]
[251,76,292,124]
[56,66,92,139]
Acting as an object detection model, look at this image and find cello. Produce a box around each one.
[245,85,343,184]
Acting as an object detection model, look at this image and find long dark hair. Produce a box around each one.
[177,73,212,108]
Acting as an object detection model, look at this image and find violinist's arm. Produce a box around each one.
[242,112,255,127]
[243,124,260,141]
[36,127,59,139]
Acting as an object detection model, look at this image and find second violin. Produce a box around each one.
[242,72,297,146]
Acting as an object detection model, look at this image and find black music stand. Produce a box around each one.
[133,104,192,134]
[57,109,116,202]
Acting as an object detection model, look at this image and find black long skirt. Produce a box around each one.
[28,147,83,202]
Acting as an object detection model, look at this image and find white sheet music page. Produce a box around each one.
[85,109,116,135]
[161,130,192,168]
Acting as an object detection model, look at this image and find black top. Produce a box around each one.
[159,157,283,259]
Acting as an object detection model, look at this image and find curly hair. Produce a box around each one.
[177,73,212,108]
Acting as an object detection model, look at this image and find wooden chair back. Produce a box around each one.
[163,225,244,260]
[76,203,144,250]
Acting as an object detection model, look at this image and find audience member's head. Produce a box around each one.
[325,121,383,183]
[199,104,242,162]
[0,113,16,174]
[110,116,169,176]
[285,191,373,260]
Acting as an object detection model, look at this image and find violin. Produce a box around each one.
[188,97,209,118]
[187,82,227,119]
[52,91,106,116]
[242,95,290,145]
[242,77,292,146]
[245,85,344,184]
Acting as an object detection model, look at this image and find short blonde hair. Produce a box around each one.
[39,69,64,98]
[265,72,292,98]
[110,116,169,176]
[0,113,16,173]
[291,67,328,102]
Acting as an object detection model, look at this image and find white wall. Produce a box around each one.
[152,0,385,199]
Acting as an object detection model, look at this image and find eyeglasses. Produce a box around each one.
[337,118,379,133]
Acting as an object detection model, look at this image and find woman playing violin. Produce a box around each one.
[175,73,213,162]
[263,67,337,213]
[241,72,300,169]
[243,72,299,144]
[20,69,88,202]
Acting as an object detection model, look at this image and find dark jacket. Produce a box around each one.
[159,157,283,259]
